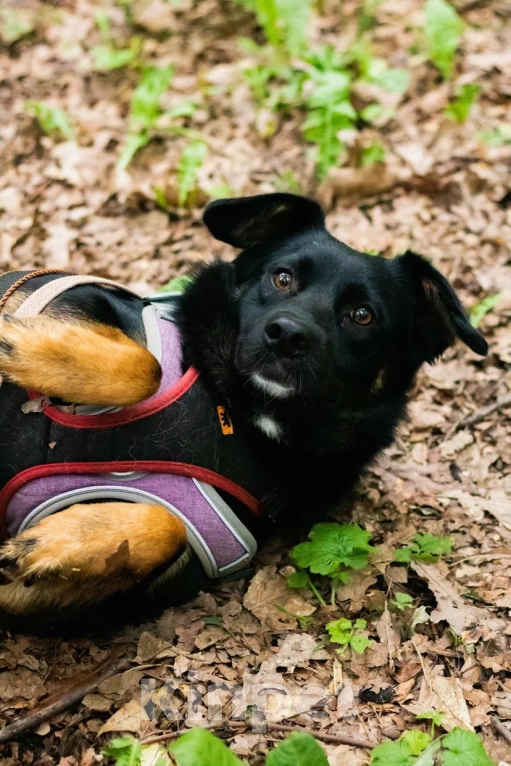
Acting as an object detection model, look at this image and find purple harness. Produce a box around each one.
[0,294,260,580]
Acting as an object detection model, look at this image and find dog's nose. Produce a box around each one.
[264,316,311,358]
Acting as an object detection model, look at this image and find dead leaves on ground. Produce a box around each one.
[1,0,511,763]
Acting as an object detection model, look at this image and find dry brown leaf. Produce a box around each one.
[243,565,316,630]
[227,634,329,724]
[42,222,76,269]
[318,164,395,208]
[21,396,50,414]
[324,743,367,765]
[82,693,113,712]
[98,698,149,735]
[412,562,500,636]
[136,631,174,663]
[408,675,474,732]
[336,572,377,612]
[0,668,47,701]
[480,489,511,531]
[133,0,176,33]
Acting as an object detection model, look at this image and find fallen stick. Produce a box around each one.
[0,655,132,744]
[139,719,381,749]
[492,716,511,744]
[457,393,511,430]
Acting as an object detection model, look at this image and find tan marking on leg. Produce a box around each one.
[0,503,187,615]
[0,315,161,406]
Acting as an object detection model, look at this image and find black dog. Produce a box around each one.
[0,193,487,630]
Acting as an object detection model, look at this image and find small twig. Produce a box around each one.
[448,553,511,569]
[456,393,511,430]
[411,637,430,689]
[248,721,379,748]
[0,655,132,743]
[139,728,195,745]
[492,716,511,744]
[139,720,380,749]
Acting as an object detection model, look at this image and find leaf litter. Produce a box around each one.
[0,0,511,764]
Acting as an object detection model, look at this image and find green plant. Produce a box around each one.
[416,710,446,738]
[273,170,302,194]
[266,731,328,765]
[104,725,494,766]
[0,8,35,43]
[105,728,330,765]
[326,617,372,656]
[390,592,414,611]
[171,728,244,765]
[158,275,194,293]
[177,140,208,207]
[91,11,137,70]
[445,83,480,123]
[290,523,374,604]
[25,101,75,141]
[239,27,408,177]
[237,0,311,59]
[300,53,355,177]
[356,0,384,37]
[369,726,494,766]
[424,0,465,80]
[118,65,173,170]
[478,125,511,147]
[395,533,452,564]
[360,141,385,167]
[287,570,326,607]
[470,293,502,328]
[104,737,142,765]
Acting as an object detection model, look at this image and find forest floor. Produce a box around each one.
[0,0,510,764]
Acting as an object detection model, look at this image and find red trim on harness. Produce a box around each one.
[0,460,263,539]
[27,366,200,429]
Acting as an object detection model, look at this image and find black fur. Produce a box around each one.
[178,194,486,514]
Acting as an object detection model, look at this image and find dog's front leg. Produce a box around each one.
[0,502,187,615]
[0,315,161,406]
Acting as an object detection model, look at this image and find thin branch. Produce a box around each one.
[456,393,511,430]
[139,719,381,749]
[0,656,132,744]
[492,716,511,744]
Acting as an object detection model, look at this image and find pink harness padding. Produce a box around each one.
[14,275,141,318]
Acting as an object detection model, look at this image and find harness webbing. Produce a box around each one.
[0,269,66,314]
[15,275,141,318]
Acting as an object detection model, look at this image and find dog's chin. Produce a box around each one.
[236,354,299,400]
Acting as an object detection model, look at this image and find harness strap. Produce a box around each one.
[0,269,66,315]
[14,275,141,318]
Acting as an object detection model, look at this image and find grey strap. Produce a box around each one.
[15,275,141,318]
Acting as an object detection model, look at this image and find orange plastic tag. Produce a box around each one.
[217,405,234,435]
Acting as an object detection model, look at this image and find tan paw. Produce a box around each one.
[0,314,161,406]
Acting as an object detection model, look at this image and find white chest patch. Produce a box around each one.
[253,414,283,441]
[251,373,295,399]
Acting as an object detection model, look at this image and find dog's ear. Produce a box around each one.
[203,193,325,248]
[399,251,488,362]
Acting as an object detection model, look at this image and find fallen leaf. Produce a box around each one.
[408,675,474,732]
[98,698,149,735]
[412,562,500,636]
[21,396,50,414]
[243,565,316,630]
[318,164,395,208]
[227,633,330,724]
[82,693,113,712]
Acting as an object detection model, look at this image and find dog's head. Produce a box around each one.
[202,193,487,408]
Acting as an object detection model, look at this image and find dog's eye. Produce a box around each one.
[273,270,293,291]
[351,306,374,326]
